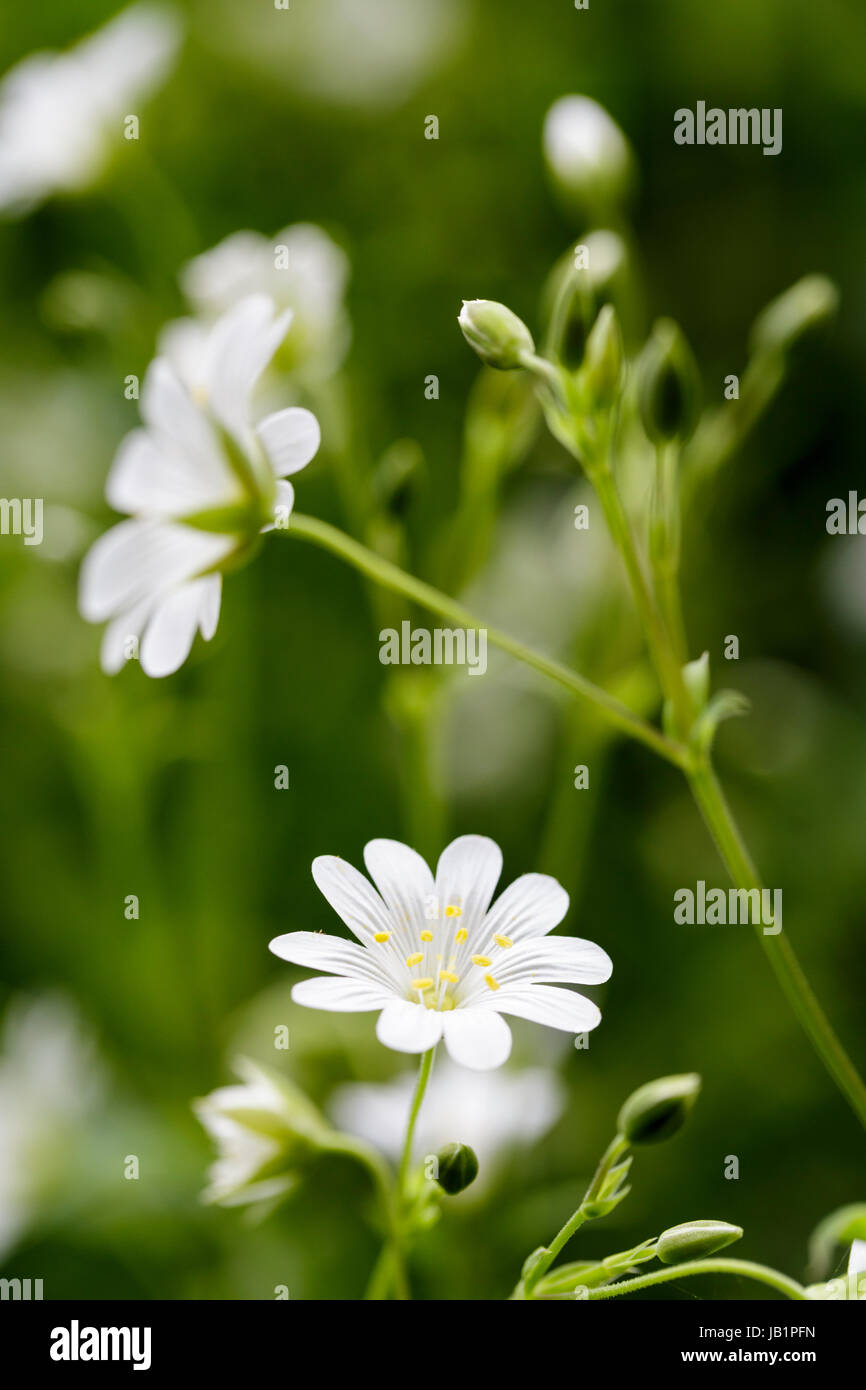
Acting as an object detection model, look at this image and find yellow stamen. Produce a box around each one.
[420,930,433,942]
[406,952,424,967]
[445,905,462,918]
[494,934,513,949]
[484,974,500,991]
[455,928,468,943]
[438,970,458,984]
[374,932,390,943]
[411,977,434,991]
[471,954,491,968]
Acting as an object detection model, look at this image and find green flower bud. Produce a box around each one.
[434,1141,479,1195]
[580,304,624,412]
[749,275,838,359]
[682,652,710,714]
[617,1073,702,1145]
[639,319,701,445]
[656,1220,743,1265]
[458,300,535,371]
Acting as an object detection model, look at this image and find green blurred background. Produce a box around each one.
[1,0,865,1299]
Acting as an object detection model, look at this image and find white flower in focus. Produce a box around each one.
[178,223,351,381]
[330,1059,564,1191]
[79,294,321,677]
[0,5,181,216]
[543,95,633,211]
[0,995,102,1259]
[193,1057,333,1208]
[270,835,612,1071]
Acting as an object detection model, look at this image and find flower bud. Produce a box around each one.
[433,1141,479,1195]
[458,300,535,371]
[639,319,701,444]
[656,1220,743,1265]
[543,96,633,213]
[682,652,710,714]
[580,304,624,412]
[617,1073,701,1145]
[749,275,838,359]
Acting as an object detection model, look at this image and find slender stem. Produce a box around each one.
[397,1046,436,1197]
[688,759,866,1129]
[286,513,687,769]
[577,1257,808,1302]
[649,442,688,666]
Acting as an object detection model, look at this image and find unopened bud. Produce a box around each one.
[434,1141,479,1195]
[580,304,624,411]
[458,300,535,371]
[656,1220,743,1265]
[639,319,701,444]
[617,1073,701,1145]
[543,95,633,213]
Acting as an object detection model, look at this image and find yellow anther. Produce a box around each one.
[420,930,433,942]
[471,954,491,968]
[494,934,513,949]
[438,970,458,984]
[484,974,500,991]
[406,952,424,967]
[445,905,462,918]
[455,928,468,943]
[374,932,390,943]
[411,977,434,991]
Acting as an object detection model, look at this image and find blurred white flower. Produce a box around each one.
[79,294,320,677]
[849,1239,866,1299]
[270,834,612,1070]
[208,0,465,110]
[175,224,351,383]
[0,994,102,1259]
[543,95,633,212]
[0,4,181,216]
[193,1057,333,1207]
[330,1058,563,1190]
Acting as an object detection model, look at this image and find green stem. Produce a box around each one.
[649,442,688,666]
[578,1257,807,1301]
[326,1135,409,1302]
[688,759,866,1129]
[286,513,686,769]
[397,1046,436,1197]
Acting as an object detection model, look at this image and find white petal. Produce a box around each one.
[311,855,395,945]
[99,596,153,674]
[268,930,393,990]
[375,999,443,1054]
[139,581,209,677]
[198,573,222,640]
[479,984,602,1033]
[79,518,231,622]
[256,407,321,477]
[260,479,295,533]
[850,1240,866,1277]
[205,295,292,442]
[434,834,503,938]
[442,1009,512,1070]
[291,976,392,1012]
[483,873,569,945]
[363,839,436,937]
[140,358,237,503]
[484,936,613,989]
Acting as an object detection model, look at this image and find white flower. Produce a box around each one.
[542,95,632,210]
[193,1057,332,1208]
[0,4,180,216]
[849,1239,866,1299]
[178,223,351,381]
[269,835,612,1071]
[79,294,321,677]
[0,995,102,1258]
[330,1059,564,1191]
